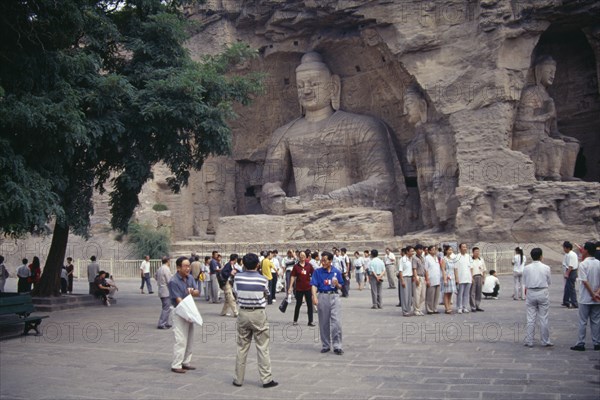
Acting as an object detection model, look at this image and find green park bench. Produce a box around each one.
[0,293,49,336]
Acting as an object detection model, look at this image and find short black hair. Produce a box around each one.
[472,246,479,252]
[90,256,96,261]
[340,248,347,253]
[583,241,596,255]
[22,258,28,264]
[162,256,170,264]
[230,253,239,261]
[176,256,188,267]
[405,245,414,252]
[371,249,379,257]
[489,269,496,275]
[530,248,543,261]
[563,241,573,250]
[321,251,334,262]
[415,244,424,250]
[204,256,210,262]
[66,257,73,262]
[212,250,219,256]
[243,253,259,270]
[311,251,319,259]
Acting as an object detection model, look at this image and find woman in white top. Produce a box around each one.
[512,247,526,300]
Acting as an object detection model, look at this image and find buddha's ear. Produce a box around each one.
[330,74,341,111]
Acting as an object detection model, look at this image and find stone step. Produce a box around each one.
[32,295,117,312]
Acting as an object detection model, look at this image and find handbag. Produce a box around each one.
[279,296,290,313]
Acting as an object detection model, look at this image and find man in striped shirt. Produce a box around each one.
[232,253,278,389]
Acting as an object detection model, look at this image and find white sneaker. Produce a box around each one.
[492,297,498,300]
[463,308,470,313]
[457,309,463,314]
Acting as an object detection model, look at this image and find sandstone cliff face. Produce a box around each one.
[137,0,599,243]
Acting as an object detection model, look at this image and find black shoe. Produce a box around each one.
[594,345,600,351]
[334,349,344,355]
[320,348,330,353]
[395,304,401,307]
[149,291,154,294]
[570,345,585,351]
[572,305,578,309]
[263,380,279,388]
[371,306,377,309]
[476,308,484,312]
[561,303,569,307]
[308,322,316,327]
[232,381,242,387]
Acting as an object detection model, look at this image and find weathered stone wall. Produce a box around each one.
[132,0,600,242]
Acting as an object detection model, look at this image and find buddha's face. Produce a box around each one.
[296,68,332,112]
[537,64,556,87]
[403,95,425,126]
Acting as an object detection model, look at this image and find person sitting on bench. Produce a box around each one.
[94,271,112,306]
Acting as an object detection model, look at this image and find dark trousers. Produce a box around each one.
[17,278,31,293]
[285,270,292,293]
[483,284,500,298]
[140,272,153,292]
[67,276,73,293]
[397,274,402,305]
[563,270,578,306]
[61,278,68,294]
[96,288,109,303]
[268,275,277,303]
[89,282,95,294]
[341,274,349,297]
[293,290,313,324]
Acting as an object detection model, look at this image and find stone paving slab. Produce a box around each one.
[1,274,599,399]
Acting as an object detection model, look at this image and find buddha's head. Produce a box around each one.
[534,56,556,87]
[295,52,340,113]
[403,86,428,126]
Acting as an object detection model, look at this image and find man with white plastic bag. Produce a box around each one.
[168,256,200,373]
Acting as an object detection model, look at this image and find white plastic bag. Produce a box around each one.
[174,294,203,326]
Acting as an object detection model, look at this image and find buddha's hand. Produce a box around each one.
[262,182,286,214]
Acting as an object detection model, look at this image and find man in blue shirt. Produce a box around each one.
[168,256,199,373]
[311,251,344,354]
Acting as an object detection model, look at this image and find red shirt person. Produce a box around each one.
[288,251,315,326]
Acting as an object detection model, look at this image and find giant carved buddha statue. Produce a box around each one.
[513,55,580,181]
[261,51,403,215]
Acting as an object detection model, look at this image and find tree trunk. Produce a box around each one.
[32,222,69,297]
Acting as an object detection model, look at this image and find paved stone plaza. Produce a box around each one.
[1,274,599,400]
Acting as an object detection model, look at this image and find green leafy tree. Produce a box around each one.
[127,223,170,259]
[0,0,263,296]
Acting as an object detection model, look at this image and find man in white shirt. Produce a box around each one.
[140,255,154,294]
[482,270,500,299]
[570,242,600,351]
[17,258,31,293]
[424,246,442,314]
[469,247,486,312]
[562,241,579,308]
[523,248,553,347]
[399,246,415,316]
[384,248,397,289]
[454,243,473,314]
